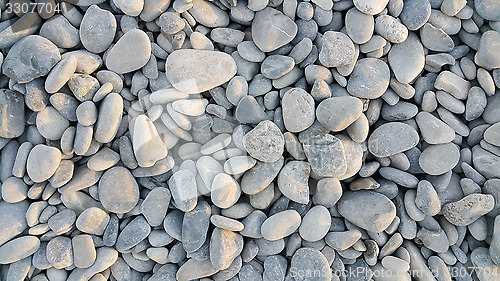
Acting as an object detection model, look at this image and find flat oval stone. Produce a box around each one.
[484,123,500,147]
[211,173,241,209]
[0,201,29,246]
[375,15,408,43]
[98,167,139,214]
[282,88,315,132]
[168,169,198,212]
[277,161,310,204]
[47,236,73,269]
[419,143,460,175]
[141,187,171,227]
[243,120,284,163]
[415,112,455,144]
[338,191,397,233]
[368,122,419,157]
[94,93,123,144]
[345,7,374,44]
[443,194,495,226]
[166,49,237,94]
[303,134,347,178]
[210,228,244,270]
[261,55,295,79]
[27,144,62,183]
[76,207,110,235]
[116,216,151,252]
[319,31,356,67]
[2,35,60,83]
[189,0,230,27]
[252,7,298,52]
[105,29,151,74]
[132,115,167,168]
[176,258,218,281]
[400,0,431,30]
[354,0,390,15]
[347,58,390,99]
[36,106,70,140]
[316,96,363,131]
[0,236,40,265]
[72,234,96,269]
[261,210,301,241]
[298,205,331,242]
[475,0,500,21]
[182,201,211,253]
[291,248,331,281]
[241,157,284,195]
[388,32,425,84]
[0,89,25,138]
[80,5,116,53]
[475,31,500,69]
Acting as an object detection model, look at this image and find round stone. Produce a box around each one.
[337,191,397,233]
[211,173,241,209]
[419,143,460,175]
[298,206,331,242]
[368,122,419,157]
[261,210,301,241]
[319,31,356,67]
[105,29,151,74]
[252,7,298,52]
[400,0,431,30]
[36,106,70,140]
[80,5,117,54]
[353,0,390,15]
[98,167,140,213]
[166,49,237,94]
[243,120,284,163]
[475,0,500,21]
[277,161,310,204]
[1,35,60,83]
[290,248,331,281]
[27,144,62,183]
[316,96,363,131]
[347,58,390,99]
[388,32,425,84]
[282,88,315,133]
[345,7,374,44]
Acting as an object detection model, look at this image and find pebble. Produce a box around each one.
[399,0,431,30]
[72,235,96,269]
[115,0,144,16]
[168,169,198,212]
[282,88,315,132]
[189,0,229,27]
[26,144,61,183]
[2,35,60,83]
[277,161,310,204]
[132,115,167,167]
[252,7,298,52]
[76,207,110,235]
[345,7,374,44]
[338,191,397,233]
[290,248,331,281]
[80,5,116,54]
[105,29,151,74]
[182,201,211,253]
[46,236,73,269]
[484,122,500,147]
[368,122,419,157]
[303,134,347,178]
[94,93,123,144]
[115,216,151,252]
[316,96,363,131]
[243,120,284,163]
[0,236,40,264]
[415,112,455,144]
[388,32,425,84]
[375,15,409,43]
[261,210,301,241]
[166,49,237,94]
[0,90,25,138]
[211,173,241,209]
[442,194,495,226]
[0,201,29,246]
[419,143,460,175]
[210,228,244,270]
[347,58,390,99]
[98,167,140,214]
[319,31,356,67]
[298,206,331,242]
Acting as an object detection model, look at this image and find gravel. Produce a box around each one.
[1,1,500,280]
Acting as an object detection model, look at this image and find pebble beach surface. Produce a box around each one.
[1,0,500,280]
